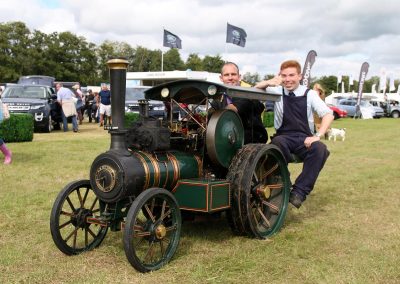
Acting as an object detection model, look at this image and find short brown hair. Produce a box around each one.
[280,60,301,74]
[221,62,239,75]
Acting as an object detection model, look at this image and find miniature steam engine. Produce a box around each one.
[50,58,291,273]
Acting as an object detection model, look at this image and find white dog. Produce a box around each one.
[327,128,346,141]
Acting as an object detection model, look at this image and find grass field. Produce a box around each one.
[1,118,399,283]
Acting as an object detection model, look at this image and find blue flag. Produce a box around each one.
[226,23,247,47]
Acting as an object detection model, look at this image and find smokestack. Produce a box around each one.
[107,58,129,153]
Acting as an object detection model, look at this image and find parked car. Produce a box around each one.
[328,105,347,120]
[1,84,62,132]
[125,86,165,118]
[17,75,55,87]
[264,100,274,112]
[337,99,384,118]
[370,100,400,118]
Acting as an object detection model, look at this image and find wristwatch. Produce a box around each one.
[315,132,322,138]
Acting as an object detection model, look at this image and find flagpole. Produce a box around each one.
[161,50,164,72]
[161,27,164,71]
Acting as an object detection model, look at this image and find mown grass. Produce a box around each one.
[1,118,399,283]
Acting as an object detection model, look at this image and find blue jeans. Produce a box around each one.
[62,112,78,132]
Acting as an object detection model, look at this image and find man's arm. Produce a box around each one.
[304,112,334,148]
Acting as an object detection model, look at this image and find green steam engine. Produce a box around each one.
[50,59,290,272]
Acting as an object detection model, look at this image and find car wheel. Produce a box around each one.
[333,112,339,120]
[43,115,52,133]
[391,111,400,118]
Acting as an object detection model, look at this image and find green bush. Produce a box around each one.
[262,111,274,128]
[0,114,34,142]
[124,112,140,128]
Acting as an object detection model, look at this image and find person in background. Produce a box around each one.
[219,62,268,144]
[312,83,326,132]
[72,84,84,125]
[55,83,79,132]
[0,98,12,164]
[255,60,334,208]
[98,83,111,127]
[85,89,95,123]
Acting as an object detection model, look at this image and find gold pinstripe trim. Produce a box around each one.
[193,155,203,177]
[141,151,161,187]
[167,153,180,186]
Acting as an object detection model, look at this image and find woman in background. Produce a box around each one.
[0,99,12,164]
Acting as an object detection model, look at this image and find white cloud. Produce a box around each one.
[1,0,400,79]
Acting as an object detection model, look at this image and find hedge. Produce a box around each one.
[124,112,140,128]
[262,111,274,128]
[0,114,34,142]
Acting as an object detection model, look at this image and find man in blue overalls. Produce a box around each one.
[255,60,334,208]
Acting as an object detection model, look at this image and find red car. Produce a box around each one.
[328,105,348,120]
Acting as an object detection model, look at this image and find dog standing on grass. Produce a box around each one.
[327,128,346,141]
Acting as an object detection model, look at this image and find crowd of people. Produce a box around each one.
[54,83,112,132]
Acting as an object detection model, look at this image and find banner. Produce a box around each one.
[163,29,182,49]
[349,75,354,86]
[226,23,247,47]
[356,62,369,108]
[389,74,395,92]
[337,73,342,84]
[300,50,317,87]
[379,68,387,91]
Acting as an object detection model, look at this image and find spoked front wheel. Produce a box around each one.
[50,179,108,255]
[123,188,182,273]
[227,144,291,239]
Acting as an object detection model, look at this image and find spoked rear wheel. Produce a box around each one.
[123,188,181,273]
[50,179,108,255]
[227,144,291,239]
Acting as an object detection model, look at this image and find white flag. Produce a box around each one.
[379,68,387,91]
[337,74,342,84]
[389,74,395,92]
[371,84,376,93]
[349,75,354,86]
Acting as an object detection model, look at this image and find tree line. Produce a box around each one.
[1,21,397,95]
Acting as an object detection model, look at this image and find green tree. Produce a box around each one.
[242,72,261,86]
[185,53,203,71]
[163,48,184,71]
[0,21,31,82]
[202,55,224,73]
[313,76,338,95]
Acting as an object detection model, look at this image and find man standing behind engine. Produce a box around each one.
[255,60,334,208]
[219,62,268,144]
[98,83,112,126]
[56,83,78,132]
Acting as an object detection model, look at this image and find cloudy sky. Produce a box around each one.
[1,0,399,80]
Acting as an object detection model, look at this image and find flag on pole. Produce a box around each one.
[389,74,395,92]
[163,29,182,49]
[349,75,354,86]
[300,50,317,87]
[356,62,369,107]
[226,23,247,47]
[371,84,376,93]
[379,68,387,92]
[337,73,342,84]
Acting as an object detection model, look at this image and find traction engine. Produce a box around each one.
[50,58,290,272]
